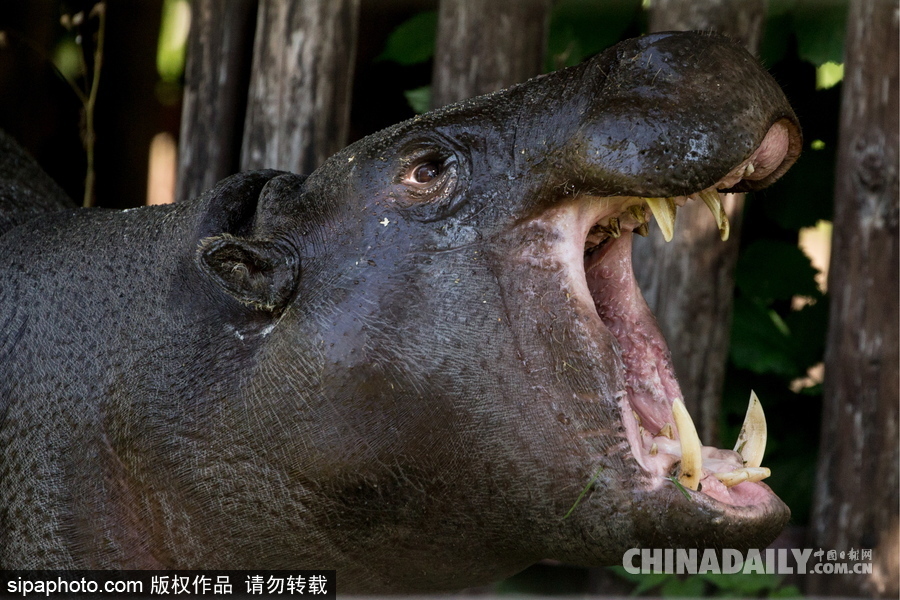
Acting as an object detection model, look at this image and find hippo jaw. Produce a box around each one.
[577,122,794,492]
[512,120,797,565]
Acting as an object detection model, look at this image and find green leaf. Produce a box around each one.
[404,85,431,114]
[377,11,438,66]
[562,465,604,520]
[759,11,793,67]
[701,572,780,594]
[546,0,641,71]
[770,584,803,597]
[784,296,829,371]
[730,296,800,378]
[792,0,847,65]
[735,240,821,302]
[760,146,836,230]
[762,449,818,524]
[661,576,706,597]
[632,573,673,595]
[607,566,643,583]
[668,476,693,501]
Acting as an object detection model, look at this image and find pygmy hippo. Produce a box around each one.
[0,32,801,591]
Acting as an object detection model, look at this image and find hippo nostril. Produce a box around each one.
[718,118,803,192]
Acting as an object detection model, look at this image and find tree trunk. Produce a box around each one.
[636,0,766,445]
[648,0,766,52]
[240,0,360,175]
[431,0,551,108]
[808,0,899,596]
[176,0,257,202]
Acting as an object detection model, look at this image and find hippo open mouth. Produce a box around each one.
[564,119,797,510]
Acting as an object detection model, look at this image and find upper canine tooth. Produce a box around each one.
[733,390,767,468]
[698,189,730,241]
[645,197,677,242]
[672,398,702,491]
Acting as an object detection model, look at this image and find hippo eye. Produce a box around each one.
[405,159,445,187]
[413,162,440,184]
[395,145,465,219]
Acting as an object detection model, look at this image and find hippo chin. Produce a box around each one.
[0,32,800,591]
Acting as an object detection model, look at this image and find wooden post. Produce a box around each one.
[635,0,767,445]
[240,0,360,175]
[176,0,257,202]
[808,0,899,596]
[431,0,551,108]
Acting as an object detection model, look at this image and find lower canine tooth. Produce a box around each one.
[742,466,771,482]
[734,390,767,468]
[698,189,731,241]
[672,399,702,491]
[715,470,749,487]
[715,466,771,488]
[646,197,677,242]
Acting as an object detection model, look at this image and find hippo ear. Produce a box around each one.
[197,235,299,313]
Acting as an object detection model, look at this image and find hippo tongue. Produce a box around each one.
[583,233,680,435]
[582,227,772,504]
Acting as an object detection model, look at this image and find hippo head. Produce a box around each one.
[196,32,801,591]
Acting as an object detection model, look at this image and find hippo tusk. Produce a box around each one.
[672,398,702,491]
[734,390,767,468]
[698,189,731,241]
[715,467,771,488]
[645,197,677,242]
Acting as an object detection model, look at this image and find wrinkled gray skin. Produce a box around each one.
[0,33,801,591]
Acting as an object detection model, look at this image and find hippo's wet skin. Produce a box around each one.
[0,32,800,590]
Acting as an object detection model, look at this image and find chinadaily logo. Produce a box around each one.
[622,548,874,575]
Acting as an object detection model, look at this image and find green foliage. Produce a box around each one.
[403,85,431,114]
[376,10,438,66]
[730,296,799,378]
[495,563,591,595]
[546,0,643,70]
[762,145,836,229]
[730,237,827,380]
[736,240,821,303]
[380,1,643,113]
[761,0,848,66]
[609,567,802,597]
[610,567,803,598]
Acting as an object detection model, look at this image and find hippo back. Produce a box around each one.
[0,130,75,236]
